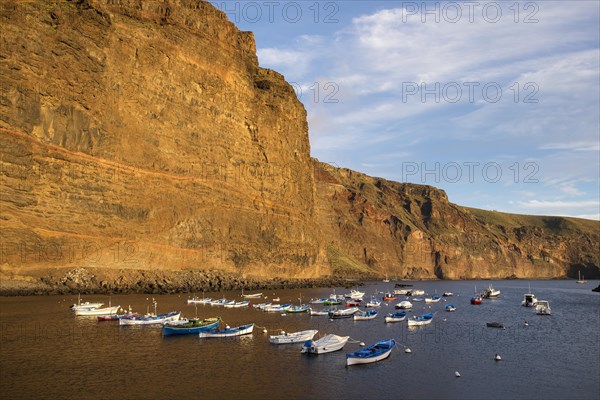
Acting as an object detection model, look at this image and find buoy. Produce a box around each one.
[524,321,529,326]
[329,319,334,322]
[281,330,286,335]
[262,328,267,334]
[495,354,502,361]
[405,348,412,353]
[359,342,365,346]
[455,371,461,377]
[225,325,230,329]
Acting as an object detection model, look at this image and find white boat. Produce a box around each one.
[310,298,328,304]
[443,292,453,297]
[224,300,250,308]
[396,301,412,309]
[187,297,212,304]
[344,289,365,299]
[310,307,335,316]
[241,289,263,298]
[301,334,349,354]
[384,312,407,323]
[210,298,228,306]
[198,323,254,338]
[119,311,181,326]
[70,294,103,311]
[353,310,378,320]
[410,289,425,296]
[346,339,396,366]
[383,273,390,283]
[482,284,501,298]
[269,329,318,344]
[263,303,291,312]
[75,305,121,316]
[425,295,442,303]
[253,302,272,310]
[365,298,381,308]
[535,300,551,315]
[393,289,410,295]
[576,271,586,284]
[522,287,537,307]
[407,313,434,327]
[329,307,360,319]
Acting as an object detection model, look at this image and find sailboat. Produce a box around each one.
[576,271,586,284]
[383,273,390,283]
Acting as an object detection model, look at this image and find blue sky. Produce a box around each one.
[211,1,600,220]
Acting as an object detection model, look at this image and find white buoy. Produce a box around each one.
[495,354,502,361]
[405,348,412,353]
[225,325,230,329]
[281,330,286,335]
[262,328,267,334]
[524,321,529,326]
[455,371,461,377]
[359,342,365,346]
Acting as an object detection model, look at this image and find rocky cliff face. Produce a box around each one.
[1,0,598,291]
[314,161,599,280]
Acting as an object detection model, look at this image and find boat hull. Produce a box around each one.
[346,339,396,366]
[163,319,220,336]
[269,330,318,344]
[301,335,349,354]
[198,324,254,338]
[119,312,181,326]
[75,305,120,316]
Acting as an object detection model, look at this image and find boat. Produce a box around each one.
[344,289,365,299]
[329,307,359,319]
[576,271,586,284]
[382,293,397,301]
[393,289,410,295]
[410,289,425,296]
[396,301,412,309]
[535,300,551,315]
[445,304,456,312]
[75,305,121,316]
[346,299,362,307]
[353,309,378,320]
[97,312,138,321]
[210,298,228,306]
[407,312,434,327]
[263,303,291,312]
[482,284,501,298]
[593,284,600,293]
[187,297,212,304]
[286,305,310,313]
[521,288,537,307]
[222,300,236,307]
[425,295,441,303]
[301,334,349,354]
[365,297,381,307]
[323,298,342,305]
[470,296,482,305]
[198,323,254,338]
[310,307,336,316]
[443,292,453,297]
[384,311,407,323]
[486,322,504,328]
[119,311,181,326]
[310,298,328,304]
[70,294,103,311]
[253,302,272,310]
[383,273,390,283]
[241,289,263,298]
[346,339,396,366]
[163,317,220,336]
[269,329,318,344]
[395,283,413,288]
[412,296,424,302]
[224,300,250,308]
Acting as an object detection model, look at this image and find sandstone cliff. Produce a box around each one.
[0,0,598,292]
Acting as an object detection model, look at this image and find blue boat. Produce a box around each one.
[408,312,434,327]
[384,311,407,323]
[346,339,396,366]
[163,317,220,336]
[445,304,457,312]
[353,309,378,320]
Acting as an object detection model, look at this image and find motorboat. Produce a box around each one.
[346,339,396,366]
[301,334,349,354]
[535,300,551,315]
[269,329,318,344]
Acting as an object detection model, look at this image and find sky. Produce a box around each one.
[210,1,600,220]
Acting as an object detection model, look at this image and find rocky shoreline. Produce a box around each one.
[0,268,365,297]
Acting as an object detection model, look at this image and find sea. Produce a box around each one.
[1,280,598,400]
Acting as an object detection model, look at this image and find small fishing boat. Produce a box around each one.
[410,289,425,296]
[241,289,263,299]
[70,294,103,311]
[222,300,236,307]
[407,313,434,327]
[486,322,504,328]
[393,289,410,295]
[323,298,342,305]
[163,317,220,336]
[522,291,537,307]
[346,339,396,366]
[425,295,441,303]
[264,303,291,312]
[470,296,482,305]
[198,323,254,338]
[383,273,390,283]
[382,293,397,301]
[269,329,318,344]
[445,304,456,312]
[576,271,586,284]
[535,300,551,315]
[253,302,272,310]
[210,298,228,306]
[412,296,424,302]
[75,305,121,316]
[384,311,407,323]
[329,307,359,319]
[346,299,362,307]
[97,313,138,321]
[187,297,212,304]
[310,307,336,316]
[301,334,349,354]
[353,309,378,321]
[344,289,365,299]
[310,298,328,304]
[396,301,412,309]
[224,301,250,308]
[365,298,381,308]
[286,305,310,313]
[119,311,181,326]
[442,292,453,297]
[395,283,413,288]
[482,284,501,298]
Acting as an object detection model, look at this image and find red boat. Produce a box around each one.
[382,293,398,301]
[470,296,482,305]
[346,299,362,307]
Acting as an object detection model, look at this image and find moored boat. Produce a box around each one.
[286,305,310,313]
[425,295,441,303]
[269,329,318,344]
[407,312,434,327]
[198,323,254,338]
[75,305,121,316]
[98,313,138,321]
[410,289,425,296]
[486,322,504,328]
[535,300,551,315]
[482,284,501,298]
[187,297,212,304]
[522,293,537,307]
[70,294,103,311]
[224,300,250,308]
[393,289,410,295]
[253,302,272,310]
[344,290,365,299]
[329,307,359,319]
[396,301,412,309]
[412,296,424,302]
[353,309,378,320]
[301,334,349,354]
[365,298,381,308]
[241,291,263,299]
[310,307,336,316]
[445,304,456,312]
[163,317,220,336]
[346,299,362,307]
[382,293,397,301]
[119,311,181,326]
[346,339,396,366]
[263,303,291,312]
[443,292,453,297]
[384,311,407,323]
[470,296,482,305]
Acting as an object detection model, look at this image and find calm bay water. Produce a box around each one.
[1,280,599,400]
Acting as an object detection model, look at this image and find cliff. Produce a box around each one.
[0,0,598,293]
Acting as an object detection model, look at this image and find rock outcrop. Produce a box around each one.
[0,0,598,293]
